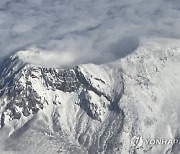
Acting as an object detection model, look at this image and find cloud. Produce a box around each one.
[0,0,179,67]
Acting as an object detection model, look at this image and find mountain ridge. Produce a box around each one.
[0,38,180,153]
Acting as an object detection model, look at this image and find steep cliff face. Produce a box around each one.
[0,39,180,154]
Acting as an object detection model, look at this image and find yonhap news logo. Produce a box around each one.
[131,135,180,148]
[131,135,143,148]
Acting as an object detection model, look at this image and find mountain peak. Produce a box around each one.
[10,48,79,68]
[0,38,180,153]
[10,49,44,66]
[13,49,41,61]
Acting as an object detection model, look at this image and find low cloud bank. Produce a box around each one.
[0,0,179,67]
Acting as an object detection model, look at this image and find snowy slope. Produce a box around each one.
[0,38,180,154]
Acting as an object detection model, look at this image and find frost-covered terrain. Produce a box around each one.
[0,0,180,153]
[0,38,180,154]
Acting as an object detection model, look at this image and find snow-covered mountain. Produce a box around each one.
[0,38,180,154]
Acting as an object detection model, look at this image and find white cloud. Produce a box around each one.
[0,0,179,67]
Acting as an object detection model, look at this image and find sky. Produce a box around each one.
[0,0,180,67]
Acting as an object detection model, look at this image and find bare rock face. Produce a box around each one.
[0,38,180,154]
